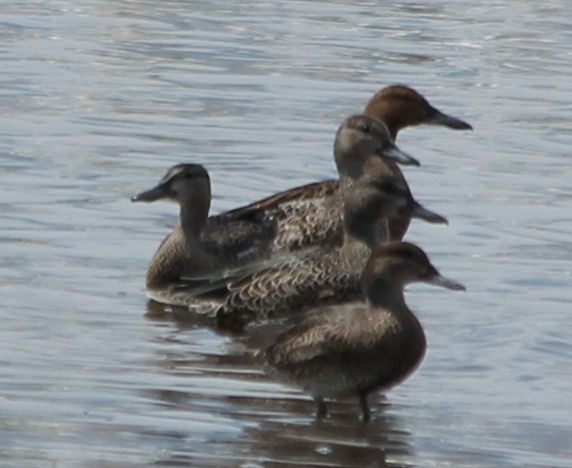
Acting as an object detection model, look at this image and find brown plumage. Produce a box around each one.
[132,114,418,307]
[262,242,466,421]
[133,86,471,308]
[131,164,277,306]
[207,84,471,244]
[363,85,472,238]
[186,164,447,327]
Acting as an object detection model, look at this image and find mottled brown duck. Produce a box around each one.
[133,114,418,306]
[204,84,471,247]
[262,242,465,421]
[187,164,447,327]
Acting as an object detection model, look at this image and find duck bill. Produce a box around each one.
[426,273,466,291]
[410,200,448,225]
[131,182,171,202]
[427,106,473,130]
[378,144,420,167]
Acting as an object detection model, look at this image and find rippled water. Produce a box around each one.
[1,1,571,466]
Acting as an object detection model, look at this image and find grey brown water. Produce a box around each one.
[1,1,571,466]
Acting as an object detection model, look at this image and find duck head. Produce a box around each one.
[334,114,420,180]
[361,242,466,303]
[364,85,473,139]
[131,163,211,233]
[132,163,210,204]
[343,173,448,247]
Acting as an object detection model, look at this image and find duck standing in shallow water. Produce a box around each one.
[261,242,466,422]
[204,84,472,249]
[132,114,419,307]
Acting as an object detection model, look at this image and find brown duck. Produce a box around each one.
[262,242,466,421]
[186,161,447,327]
[132,114,419,306]
[205,84,471,247]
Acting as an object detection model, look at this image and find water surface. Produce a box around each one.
[1,1,571,466]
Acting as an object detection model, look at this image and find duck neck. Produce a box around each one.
[339,174,356,194]
[343,177,393,248]
[145,202,211,290]
[364,274,407,311]
[345,217,390,250]
[382,122,399,141]
[366,273,426,380]
[177,201,212,267]
[180,201,209,239]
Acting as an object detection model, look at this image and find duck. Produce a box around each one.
[187,160,448,328]
[132,114,419,307]
[261,242,466,422]
[131,164,270,306]
[205,84,472,246]
[363,85,472,238]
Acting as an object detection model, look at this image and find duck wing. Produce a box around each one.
[264,306,393,367]
[219,179,338,216]
[201,179,341,259]
[190,244,364,326]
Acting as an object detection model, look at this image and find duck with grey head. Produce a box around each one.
[132,164,275,306]
[205,84,472,249]
[184,121,447,327]
[132,114,419,307]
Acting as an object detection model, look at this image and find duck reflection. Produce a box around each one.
[141,305,415,467]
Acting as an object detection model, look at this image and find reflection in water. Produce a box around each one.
[240,407,413,468]
[142,310,415,467]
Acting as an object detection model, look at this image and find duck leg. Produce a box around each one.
[315,396,328,419]
[358,393,371,422]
